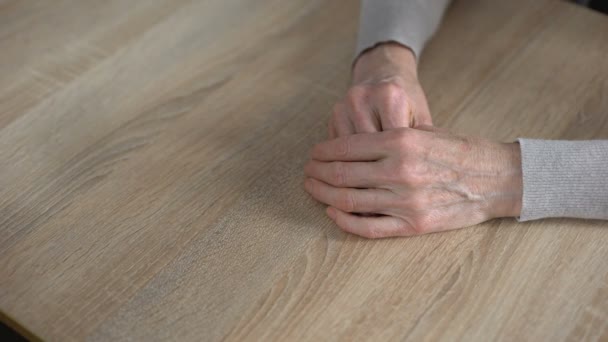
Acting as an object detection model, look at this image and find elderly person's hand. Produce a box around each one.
[328,43,432,138]
[304,126,523,238]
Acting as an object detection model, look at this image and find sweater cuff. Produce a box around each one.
[355,0,451,62]
[517,139,608,221]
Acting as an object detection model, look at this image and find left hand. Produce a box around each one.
[328,43,433,138]
[304,126,523,239]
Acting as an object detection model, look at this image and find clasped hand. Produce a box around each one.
[304,44,523,238]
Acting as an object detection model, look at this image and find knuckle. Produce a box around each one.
[336,135,351,158]
[379,81,403,100]
[347,90,368,116]
[396,129,415,148]
[332,162,348,186]
[351,106,367,121]
[411,215,433,235]
[338,191,357,212]
[387,129,414,149]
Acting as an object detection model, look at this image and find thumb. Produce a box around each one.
[412,115,433,127]
[415,124,450,134]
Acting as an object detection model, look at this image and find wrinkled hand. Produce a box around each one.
[329,43,432,138]
[304,126,523,239]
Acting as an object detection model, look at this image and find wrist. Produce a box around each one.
[487,142,523,218]
[352,43,418,85]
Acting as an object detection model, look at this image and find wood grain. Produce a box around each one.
[1,0,607,341]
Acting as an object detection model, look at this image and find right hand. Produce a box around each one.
[328,43,433,138]
[305,126,523,239]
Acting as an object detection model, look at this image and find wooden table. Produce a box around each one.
[1,0,607,340]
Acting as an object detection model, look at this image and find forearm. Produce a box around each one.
[351,0,452,128]
[518,139,608,220]
[356,0,451,61]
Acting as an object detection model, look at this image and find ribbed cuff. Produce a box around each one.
[517,139,608,221]
[355,0,451,61]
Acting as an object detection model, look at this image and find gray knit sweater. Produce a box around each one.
[357,0,608,220]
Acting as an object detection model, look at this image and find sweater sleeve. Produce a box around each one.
[356,0,451,60]
[517,139,608,221]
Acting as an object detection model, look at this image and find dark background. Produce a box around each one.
[579,0,608,12]
[0,322,27,342]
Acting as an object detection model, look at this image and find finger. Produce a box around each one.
[352,110,381,133]
[328,117,337,139]
[310,132,388,162]
[326,207,414,239]
[349,99,381,133]
[410,92,433,127]
[333,107,355,137]
[304,160,384,188]
[413,111,433,127]
[372,89,411,130]
[415,124,448,134]
[304,178,393,213]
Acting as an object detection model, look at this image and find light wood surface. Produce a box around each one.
[1,0,608,341]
